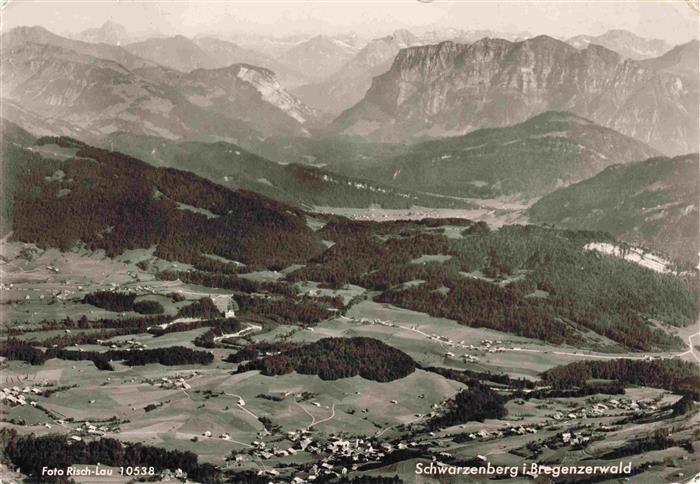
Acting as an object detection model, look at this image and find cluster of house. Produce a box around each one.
[0,386,43,407]
[250,432,422,481]
[156,468,188,481]
[352,317,513,359]
[1,282,63,302]
[549,397,658,422]
[144,371,199,390]
[201,430,232,441]
[156,376,191,390]
[458,425,540,442]
[560,430,591,447]
[74,421,111,437]
[97,338,147,350]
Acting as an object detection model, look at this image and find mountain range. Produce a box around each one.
[292,29,544,115]
[330,36,698,155]
[1,27,320,142]
[122,35,307,86]
[2,26,154,70]
[3,26,696,157]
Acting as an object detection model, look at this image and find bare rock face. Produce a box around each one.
[330,36,698,155]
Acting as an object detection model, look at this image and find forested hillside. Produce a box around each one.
[288,220,697,350]
[529,154,699,267]
[99,133,469,210]
[6,136,322,269]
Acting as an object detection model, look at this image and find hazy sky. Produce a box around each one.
[1,1,698,44]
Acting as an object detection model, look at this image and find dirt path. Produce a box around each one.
[223,392,260,422]
[308,403,335,429]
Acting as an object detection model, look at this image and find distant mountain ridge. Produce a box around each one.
[280,35,359,81]
[124,35,215,72]
[76,21,132,45]
[2,25,153,70]
[365,111,660,199]
[1,27,321,142]
[292,30,422,114]
[330,35,698,155]
[567,29,671,60]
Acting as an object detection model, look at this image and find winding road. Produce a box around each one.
[340,314,700,363]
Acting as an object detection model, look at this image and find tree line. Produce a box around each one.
[0,339,213,371]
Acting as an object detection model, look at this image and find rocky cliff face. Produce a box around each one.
[331,36,698,155]
[1,31,321,142]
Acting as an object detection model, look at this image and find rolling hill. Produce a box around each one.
[529,154,699,266]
